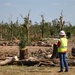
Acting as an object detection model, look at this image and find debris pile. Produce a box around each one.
[31,41,53,47]
[0,40,75,67]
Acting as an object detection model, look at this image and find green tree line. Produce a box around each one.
[0,20,75,42]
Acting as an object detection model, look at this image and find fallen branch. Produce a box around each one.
[0,57,14,66]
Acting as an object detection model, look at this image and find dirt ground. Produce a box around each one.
[0,37,75,75]
[0,36,75,59]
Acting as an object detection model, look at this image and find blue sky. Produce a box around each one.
[0,0,75,25]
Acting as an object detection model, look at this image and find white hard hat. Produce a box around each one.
[59,30,66,35]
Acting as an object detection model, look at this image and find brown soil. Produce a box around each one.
[0,36,75,59]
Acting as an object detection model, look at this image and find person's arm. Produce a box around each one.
[57,41,61,47]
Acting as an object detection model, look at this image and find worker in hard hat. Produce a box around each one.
[57,30,68,72]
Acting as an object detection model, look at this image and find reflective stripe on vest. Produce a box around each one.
[59,46,67,48]
[58,38,68,52]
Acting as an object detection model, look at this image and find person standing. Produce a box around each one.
[57,30,68,72]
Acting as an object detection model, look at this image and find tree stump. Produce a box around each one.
[50,44,58,59]
[19,48,28,60]
[71,47,75,57]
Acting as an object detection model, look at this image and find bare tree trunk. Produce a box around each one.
[0,57,14,66]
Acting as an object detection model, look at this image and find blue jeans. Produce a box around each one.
[58,53,68,71]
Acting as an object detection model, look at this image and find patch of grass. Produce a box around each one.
[0,65,75,75]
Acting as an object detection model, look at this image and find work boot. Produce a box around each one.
[65,70,68,72]
[58,70,63,72]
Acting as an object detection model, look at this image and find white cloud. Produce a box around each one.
[53,2,61,6]
[73,5,75,10]
[4,2,12,7]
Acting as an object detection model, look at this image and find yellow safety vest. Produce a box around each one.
[58,37,68,52]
